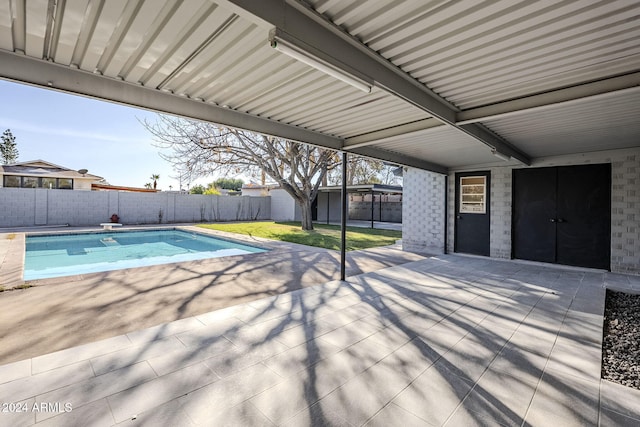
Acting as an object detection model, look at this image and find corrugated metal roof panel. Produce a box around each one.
[481,89,640,157]
[0,1,13,51]
[371,126,499,168]
[307,0,640,109]
[20,0,429,139]
[3,0,639,170]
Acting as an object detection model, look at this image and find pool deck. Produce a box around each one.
[0,225,424,364]
[1,254,640,426]
[0,255,640,426]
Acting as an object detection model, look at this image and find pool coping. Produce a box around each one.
[0,224,325,289]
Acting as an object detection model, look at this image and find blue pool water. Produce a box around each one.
[24,229,267,280]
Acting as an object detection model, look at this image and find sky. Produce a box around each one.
[0,79,219,191]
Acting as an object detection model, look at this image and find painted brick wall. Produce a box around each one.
[0,189,271,227]
[445,167,513,257]
[406,148,640,275]
[486,149,640,274]
[0,188,36,227]
[47,190,109,225]
[402,168,446,254]
[489,167,513,259]
[611,153,640,274]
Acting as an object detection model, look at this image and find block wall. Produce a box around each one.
[348,200,402,223]
[406,148,640,275]
[402,168,446,254]
[611,153,640,274]
[0,190,270,227]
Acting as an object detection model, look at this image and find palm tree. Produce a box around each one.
[150,174,160,189]
[144,183,152,189]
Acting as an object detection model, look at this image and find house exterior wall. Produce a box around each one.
[0,189,270,227]
[270,188,297,221]
[405,147,640,275]
[0,174,96,190]
[73,179,94,190]
[316,192,342,222]
[241,187,269,197]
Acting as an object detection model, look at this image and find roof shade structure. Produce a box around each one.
[1,0,639,174]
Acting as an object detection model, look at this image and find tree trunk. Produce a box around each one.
[299,199,314,231]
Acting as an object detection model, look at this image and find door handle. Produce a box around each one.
[456,215,462,219]
[557,218,566,223]
[549,218,556,223]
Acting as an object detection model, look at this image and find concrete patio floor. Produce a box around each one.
[1,255,640,426]
[0,225,424,364]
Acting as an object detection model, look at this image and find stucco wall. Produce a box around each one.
[270,188,297,222]
[0,189,270,227]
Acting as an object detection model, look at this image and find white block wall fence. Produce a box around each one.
[403,148,640,275]
[0,190,270,227]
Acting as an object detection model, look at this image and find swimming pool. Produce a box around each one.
[24,229,267,280]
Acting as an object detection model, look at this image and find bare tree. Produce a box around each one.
[326,156,400,186]
[142,114,338,230]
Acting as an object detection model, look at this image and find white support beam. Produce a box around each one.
[343,118,444,149]
[456,72,640,125]
[223,0,531,165]
[0,50,342,151]
[348,146,448,175]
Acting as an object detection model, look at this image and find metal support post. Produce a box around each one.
[340,152,348,281]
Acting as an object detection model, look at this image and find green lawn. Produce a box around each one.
[197,221,401,251]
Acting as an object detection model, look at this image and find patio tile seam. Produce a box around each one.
[265,329,404,425]
[440,316,528,426]
[29,334,135,376]
[439,284,561,427]
[365,287,499,423]
[359,352,446,426]
[518,294,590,427]
[32,361,159,424]
[598,401,640,423]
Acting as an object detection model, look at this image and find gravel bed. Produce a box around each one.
[602,289,640,389]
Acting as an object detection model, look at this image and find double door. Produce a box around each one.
[512,164,611,270]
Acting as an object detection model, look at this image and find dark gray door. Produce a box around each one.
[513,164,611,269]
[556,164,611,269]
[513,168,557,263]
[455,171,490,256]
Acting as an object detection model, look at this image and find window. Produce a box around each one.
[3,176,20,187]
[1,176,74,189]
[459,176,486,214]
[22,176,38,188]
[42,177,57,189]
[57,178,73,189]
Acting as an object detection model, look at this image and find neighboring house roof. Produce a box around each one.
[241,183,277,190]
[0,160,103,181]
[91,183,158,193]
[242,183,402,194]
[317,184,403,194]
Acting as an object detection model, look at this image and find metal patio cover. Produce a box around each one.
[1,0,639,174]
